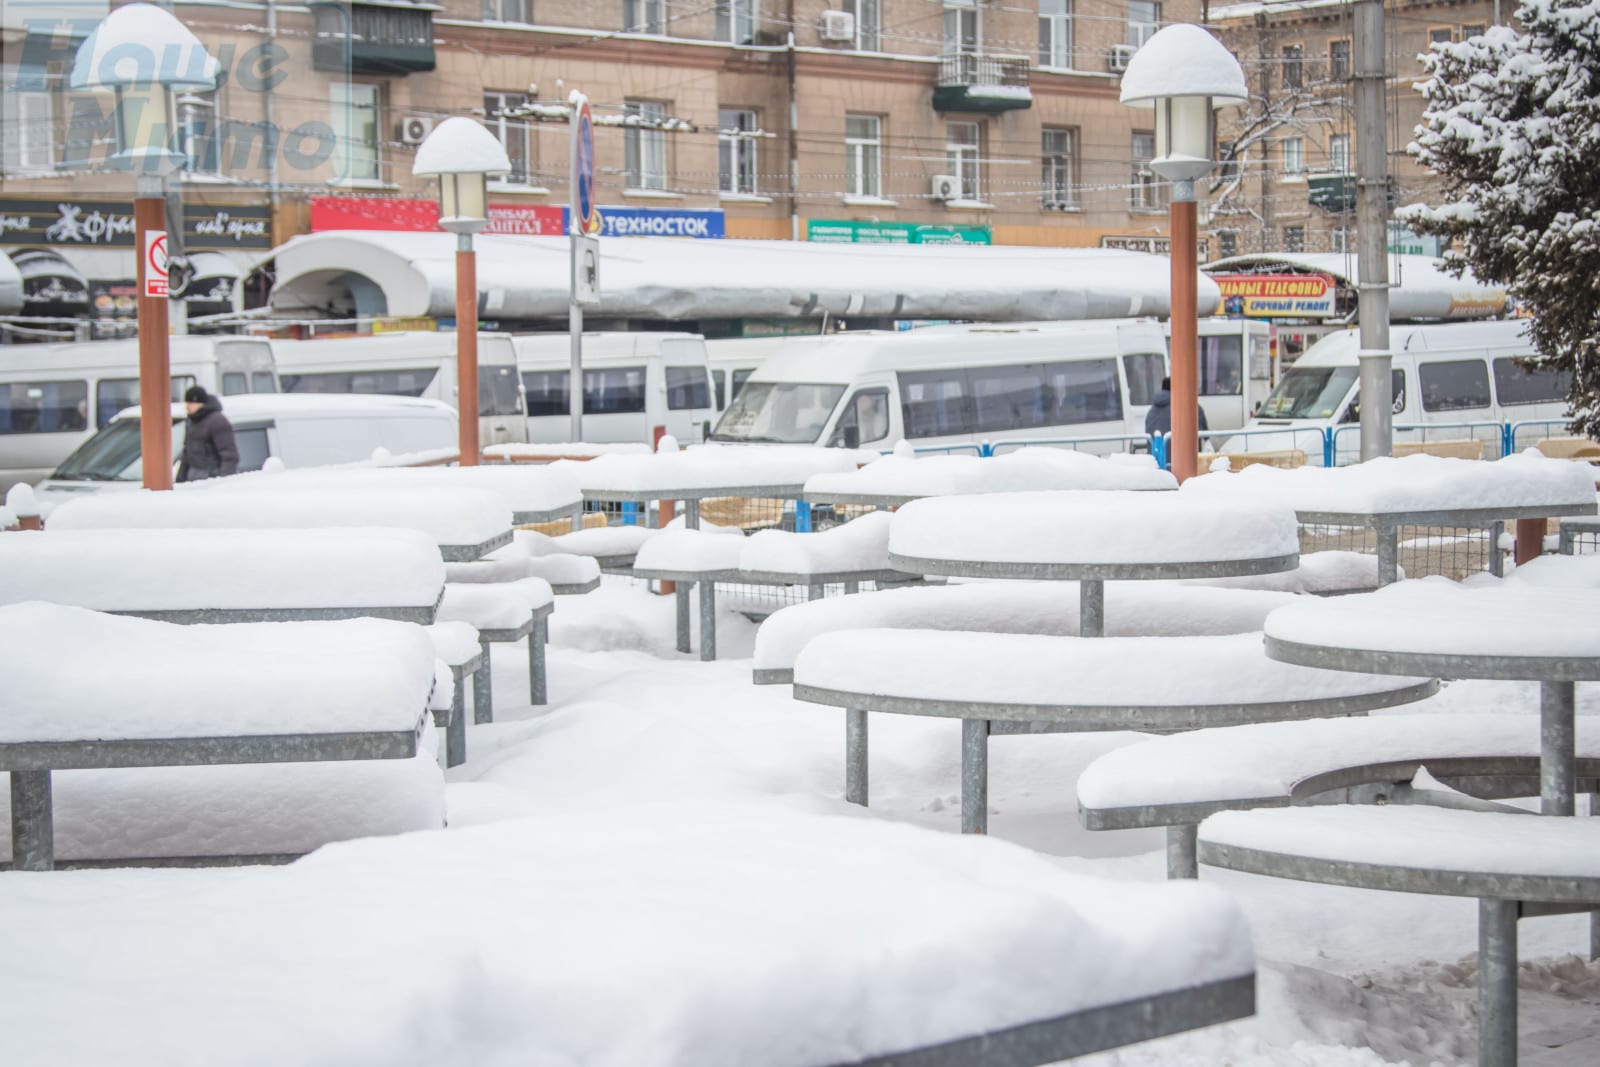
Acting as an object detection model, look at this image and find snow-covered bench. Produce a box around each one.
[438,578,556,724]
[1077,713,1600,879]
[425,622,483,768]
[792,630,1434,834]
[753,582,1300,684]
[445,549,601,596]
[0,528,446,623]
[525,524,659,573]
[2,604,440,871]
[1199,805,1600,1067]
[47,486,515,562]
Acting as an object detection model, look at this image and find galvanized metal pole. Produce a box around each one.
[697,579,716,661]
[135,177,172,490]
[473,641,494,724]
[1541,679,1575,816]
[528,616,548,704]
[1354,0,1393,461]
[1478,898,1518,1067]
[961,718,989,834]
[456,234,481,465]
[1079,577,1105,638]
[1167,824,1199,879]
[10,769,53,871]
[568,101,583,444]
[845,707,868,805]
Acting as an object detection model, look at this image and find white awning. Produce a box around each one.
[1203,252,1509,321]
[265,231,1222,324]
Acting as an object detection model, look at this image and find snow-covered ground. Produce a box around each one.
[3,577,1597,1064]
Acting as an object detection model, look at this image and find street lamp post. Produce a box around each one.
[413,118,512,467]
[72,3,218,491]
[1120,25,1247,484]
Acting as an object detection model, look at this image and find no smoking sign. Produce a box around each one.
[143,230,169,298]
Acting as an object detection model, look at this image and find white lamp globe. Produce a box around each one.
[413,118,514,235]
[1120,24,1248,184]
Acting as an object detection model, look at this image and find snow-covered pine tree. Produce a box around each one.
[1403,0,1600,437]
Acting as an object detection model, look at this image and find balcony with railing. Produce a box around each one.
[933,54,1032,113]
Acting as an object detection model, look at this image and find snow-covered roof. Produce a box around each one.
[266,231,1220,323]
[1204,252,1509,321]
[1121,24,1249,106]
[70,3,220,90]
[411,118,512,178]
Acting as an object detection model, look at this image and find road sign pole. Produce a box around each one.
[135,176,172,490]
[568,93,589,445]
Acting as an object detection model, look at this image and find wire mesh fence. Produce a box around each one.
[1299,522,1503,581]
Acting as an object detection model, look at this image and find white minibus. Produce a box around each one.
[705,336,801,414]
[708,320,1169,453]
[0,335,279,493]
[1232,320,1570,462]
[1168,318,1275,431]
[33,393,458,510]
[272,331,527,448]
[515,332,716,445]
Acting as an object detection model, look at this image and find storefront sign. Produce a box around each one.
[182,205,273,249]
[807,220,991,245]
[311,196,565,236]
[0,198,273,251]
[1100,234,1211,258]
[1215,273,1337,318]
[371,317,438,333]
[585,207,724,239]
[485,204,565,236]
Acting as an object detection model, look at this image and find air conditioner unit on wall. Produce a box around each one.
[1109,44,1137,72]
[820,10,855,42]
[397,116,434,145]
[931,174,960,201]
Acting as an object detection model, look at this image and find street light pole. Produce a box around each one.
[1169,183,1200,483]
[134,175,172,489]
[456,234,480,465]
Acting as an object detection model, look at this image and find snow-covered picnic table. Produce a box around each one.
[1,604,435,871]
[47,486,515,562]
[887,490,1301,636]
[574,441,860,515]
[803,444,1175,507]
[202,463,584,526]
[1181,452,1599,583]
[0,528,445,623]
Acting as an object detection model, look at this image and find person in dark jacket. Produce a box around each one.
[176,385,239,482]
[1143,376,1210,436]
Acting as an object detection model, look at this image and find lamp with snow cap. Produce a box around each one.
[412,118,512,465]
[1120,24,1247,483]
[71,3,219,490]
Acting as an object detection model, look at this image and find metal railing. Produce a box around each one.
[936,52,1031,89]
[1329,420,1508,465]
[987,433,1154,458]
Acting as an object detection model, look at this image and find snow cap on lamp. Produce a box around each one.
[1120,24,1248,184]
[413,118,513,234]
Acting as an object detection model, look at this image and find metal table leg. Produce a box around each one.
[529,616,548,705]
[1541,679,1575,816]
[446,675,467,768]
[845,707,868,806]
[698,580,717,662]
[1376,521,1399,586]
[1079,578,1105,638]
[676,582,693,654]
[1488,520,1505,578]
[962,719,989,834]
[1167,824,1199,879]
[11,769,53,872]
[473,639,494,724]
[1478,898,1518,1067]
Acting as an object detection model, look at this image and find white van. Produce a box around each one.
[709,320,1169,453]
[1233,320,1569,462]
[1167,318,1275,431]
[0,335,279,493]
[705,336,801,414]
[33,393,458,510]
[515,332,716,445]
[272,332,527,448]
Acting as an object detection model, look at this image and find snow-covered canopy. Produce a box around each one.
[265,231,1223,323]
[1204,252,1509,321]
[1120,24,1249,107]
[411,118,511,177]
[70,3,220,90]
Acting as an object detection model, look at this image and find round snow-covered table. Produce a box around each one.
[887,491,1301,637]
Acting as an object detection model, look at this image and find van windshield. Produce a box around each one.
[1257,366,1359,420]
[710,382,845,444]
[52,418,181,482]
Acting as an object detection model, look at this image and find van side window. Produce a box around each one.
[0,380,88,434]
[1045,358,1123,426]
[233,427,271,472]
[1198,336,1243,396]
[522,370,570,417]
[666,366,712,411]
[281,370,434,397]
[96,376,195,429]
[900,369,972,439]
[478,365,523,416]
[711,369,726,409]
[1339,370,1406,424]
[1123,353,1164,407]
[1492,356,1569,406]
[584,367,647,414]
[1419,359,1491,412]
[971,364,1048,432]
[221,372,248,395]
[829,389,891,447]
[730,369,754,401]
[251,372,277,394]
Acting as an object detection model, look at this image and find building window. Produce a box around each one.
[483,92,532,184]
[1127,0,1159,47]
[1331,228,1350,253]
[624,99,667,190]
[718,108,758,195]
[1041,127,1075,209]
[331,81,381,182]
[844,0,879,49]
[944,0,979,55]
[1328,133,1350,174]
[1039,0,1072,68]
[1463,24,1486,40]
[482,0,530,22]
[1282,43,1303,88]
[946,121,981,201]
[1282,136,1304,175]
[624,0,665,34]
[716,0,756,44]
[1429,27,1454,45]
[1284,225,1305,252]
[845,113,881,197]
[1329,39,1350,80]
[1218,231,1238,258]
[1131,130,1164,210]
